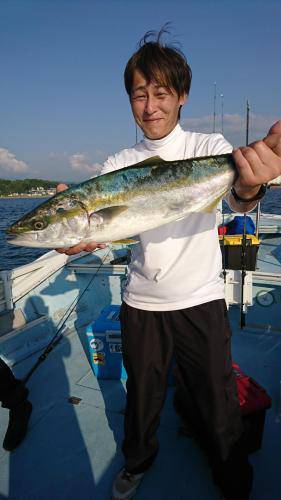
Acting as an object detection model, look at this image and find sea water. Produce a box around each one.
[0,190,281,270]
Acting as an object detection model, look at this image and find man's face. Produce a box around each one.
[130,70,187,140]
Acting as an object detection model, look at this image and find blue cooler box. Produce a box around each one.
[86,305,127,380]
[86,304,175,384]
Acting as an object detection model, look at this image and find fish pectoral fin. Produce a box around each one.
[110,238,139,245]
[90,206,128,224]
[131,156,165,168]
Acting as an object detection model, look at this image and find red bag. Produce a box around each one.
[232,363,271,415]
[173,363,272,453]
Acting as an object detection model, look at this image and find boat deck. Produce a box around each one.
[0,306,281,500]
[0,213,280,499]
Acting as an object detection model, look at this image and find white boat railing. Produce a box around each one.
[0,278,9,312]
[224,270,253,311]
[0,250,84,311]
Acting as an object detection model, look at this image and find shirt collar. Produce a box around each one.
[143,123,184,150]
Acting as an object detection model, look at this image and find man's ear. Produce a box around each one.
[179,93,188,106]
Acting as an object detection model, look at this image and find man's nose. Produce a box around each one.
[144,96,157,114]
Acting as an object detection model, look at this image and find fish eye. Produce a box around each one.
[32,220,47,231]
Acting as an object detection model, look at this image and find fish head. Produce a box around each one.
[6,192,90,248]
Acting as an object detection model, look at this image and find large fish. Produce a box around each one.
[5,153,274,248]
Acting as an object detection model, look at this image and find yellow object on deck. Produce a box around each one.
[219,234,260,246]
[219,234,260,271]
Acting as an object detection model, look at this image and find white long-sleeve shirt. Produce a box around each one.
[101,124,232,311]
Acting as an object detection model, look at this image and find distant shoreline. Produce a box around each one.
[0,195,50,199]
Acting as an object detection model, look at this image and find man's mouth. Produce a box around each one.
[143,118,162,122]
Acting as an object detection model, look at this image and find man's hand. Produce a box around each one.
[55,183,107,256]
[232,120,281,200]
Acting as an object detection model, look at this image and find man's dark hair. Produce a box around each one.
[124,26,192,100]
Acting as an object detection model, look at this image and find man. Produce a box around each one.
[57,30,281,500]
[0,357,32,451]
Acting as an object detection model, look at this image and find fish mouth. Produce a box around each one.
[6,234,61,248]
[6,234,17,244]
[6,232,42,248]
[6,229,82,249]
[6,231,56,248]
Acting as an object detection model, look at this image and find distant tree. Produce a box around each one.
[0,179,59,195]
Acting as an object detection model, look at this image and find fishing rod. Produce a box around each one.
[221,210,227,284]
[240,100,250,329]
[240,215,247,329]
[22,248,112,384]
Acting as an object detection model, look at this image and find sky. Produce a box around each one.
[0,0,280,182]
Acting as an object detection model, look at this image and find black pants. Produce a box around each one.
[120,300,245,473]
[0,357,28,410]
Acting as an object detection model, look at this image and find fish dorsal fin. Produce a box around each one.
[131,156,164,168]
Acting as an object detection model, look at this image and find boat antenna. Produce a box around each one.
[220,93,224,135]
[213,82,217,132]
[246,100,250,146]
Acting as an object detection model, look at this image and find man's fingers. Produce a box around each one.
[248,140,280,170]
[232,147,262,187]
[63,243,89,255]
[65,247,84,255]
[55,243,85,255]
[55,241,107,255]
[263,133,281,157]
[233,122,281,190]
[262,119,281,157]
[266,120,281,136]
[56,247,71,254]
[84,242,107,252]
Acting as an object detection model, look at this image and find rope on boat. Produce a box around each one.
[22,248,112,383]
